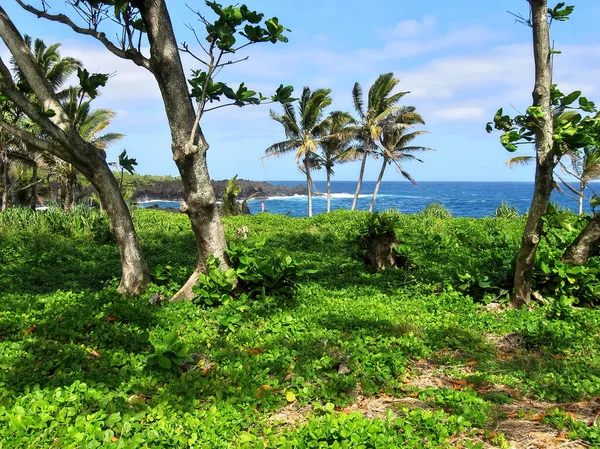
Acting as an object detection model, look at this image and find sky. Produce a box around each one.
[1,0,600,182]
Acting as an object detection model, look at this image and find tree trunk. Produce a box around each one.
[304,156,313,217]
[365,232,398,271]
[511,0,555,309]
[326,167,331,213]
[63,168,75,210]
[562,214,600,265]
[369,158,387,213]
[30,164,37,210]
[1,149,8,210]
[351,152,368,210]
[87,161,149,294]
[578,180,584,215]
[134,1,230,301]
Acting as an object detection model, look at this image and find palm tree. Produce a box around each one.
[370,107,430,212]
[60,87,124,209]
[318,111,355,212]
[350,73,409,210]
[12,35,81,97]
[265,87,332,217]
[2,36,82,209]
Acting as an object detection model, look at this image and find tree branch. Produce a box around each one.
[0,118,58,154]
[215,56,250,68]
[15,0,152,71]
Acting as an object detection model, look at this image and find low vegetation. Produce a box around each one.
[1,208,600,448]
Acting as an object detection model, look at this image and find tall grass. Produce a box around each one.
[0,205,113,242]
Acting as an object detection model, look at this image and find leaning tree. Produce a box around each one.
[0,8,149,294]
[10,0,295,300]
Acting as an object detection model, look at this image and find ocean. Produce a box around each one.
[137,181,597,218]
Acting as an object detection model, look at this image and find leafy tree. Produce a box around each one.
[486,1,597,307]
[266,87,332,217]
[506,110,600,215]
[11,0,294,300]
[317,111,355,213]
[370,106,429,212]
[0,18,149,294]
[349,73,409,210]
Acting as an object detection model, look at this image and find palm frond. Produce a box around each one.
[506,155,535,168]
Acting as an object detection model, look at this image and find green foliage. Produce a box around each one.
[420,202,453,219]
[145,331,194,371]
[192,255,237,306]
[76,68,109,99]
[486,85,597,155]
[228,238,313,299]
[0,205,113,243]
[2,210,600,447]
[221,175,246,216]
[494,201,521,219]
[533,204,600,305]
[351,210,401,256]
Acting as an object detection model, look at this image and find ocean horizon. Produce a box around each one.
[138,181,598,218]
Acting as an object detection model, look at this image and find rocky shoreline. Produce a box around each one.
[130,179,307,204]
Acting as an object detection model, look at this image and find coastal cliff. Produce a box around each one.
[130,178,307,203]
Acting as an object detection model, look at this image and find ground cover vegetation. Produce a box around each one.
[1,207,600,448]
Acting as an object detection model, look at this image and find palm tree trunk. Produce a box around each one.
[326,167,331,213]
[64,169,74,211]
[369,158,387,213]
[1,149,8,211]
[30,165,37,210]
[578,180,585,215]
[304,156,313,217]
[351,152,368,211]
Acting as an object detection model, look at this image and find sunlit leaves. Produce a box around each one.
[204,1,289,51]
[548,2,575,22]
[488,85,598,156]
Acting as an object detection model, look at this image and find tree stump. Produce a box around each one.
[365,232,398,271]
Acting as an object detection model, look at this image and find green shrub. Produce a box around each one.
[420,202,452,219]
[351,210,401,257]
[495,201,520,218]
[145,331,194,371]
[533,205,600,306]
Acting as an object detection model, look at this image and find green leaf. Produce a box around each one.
[106,413,122,426]
[560,90,581,107]
[158,356,172,369]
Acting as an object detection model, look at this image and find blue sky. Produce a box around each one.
[2,1,600,182]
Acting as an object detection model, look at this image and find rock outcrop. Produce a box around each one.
[130,179,306,203]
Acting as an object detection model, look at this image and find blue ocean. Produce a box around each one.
[138,181,597,218]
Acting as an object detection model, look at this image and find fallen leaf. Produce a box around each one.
[283,372,294,382]
[285,391,296,402]
[466,360,478,366]
[24,325,37,335]
[106,316,116,322]
[111,437,119,443]
[248,348,264,355]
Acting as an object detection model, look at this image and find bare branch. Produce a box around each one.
[15,0,152,71]
[179,43,209,67]
[215,55,250,68]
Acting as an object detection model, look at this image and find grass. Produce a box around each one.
[1,208,599,448]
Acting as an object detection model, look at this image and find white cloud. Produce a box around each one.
[433,107,487,121]
[380,16,436,39]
